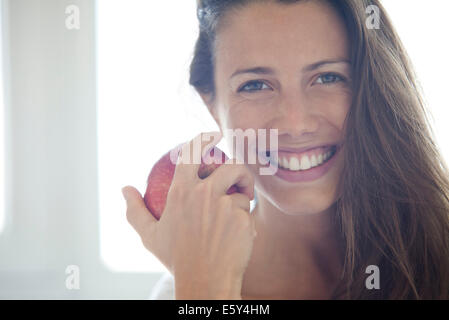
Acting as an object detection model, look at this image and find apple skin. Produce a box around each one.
[144,144,238,220]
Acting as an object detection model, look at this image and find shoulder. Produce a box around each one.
[148,272,175,300]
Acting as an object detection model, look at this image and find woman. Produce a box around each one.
[122,0,449,299]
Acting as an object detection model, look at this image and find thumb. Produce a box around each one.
[122,185,158,236]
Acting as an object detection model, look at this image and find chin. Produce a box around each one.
[261,183,338,216]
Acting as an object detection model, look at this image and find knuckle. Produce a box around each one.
[193,180,212,196]
[249,171,255,184]
[231,194,248,210]
[217,196,233,212]
[237,213,251,228]
[229,208,249,227]
[235,162,248,171]
[237,165,254,181]
[243,167,255,183]
[242,201,251,212]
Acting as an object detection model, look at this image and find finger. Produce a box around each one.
[209,159,255,200]
[122,185,157,237]
[249,211,258,237]
[228,192,251,212]
[234,208,257,238]
[173,131,222,182]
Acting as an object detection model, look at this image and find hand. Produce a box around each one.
[123,132,257,299]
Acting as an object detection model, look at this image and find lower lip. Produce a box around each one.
[273,146,341,183]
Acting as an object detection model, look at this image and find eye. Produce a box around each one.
[314,73,346,85]
[238,80,272,93]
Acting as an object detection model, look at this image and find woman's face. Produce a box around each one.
[207,0,352,215]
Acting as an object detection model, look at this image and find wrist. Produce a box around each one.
[174,273,243,300]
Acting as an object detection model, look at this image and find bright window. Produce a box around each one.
[0,4,5,234]
[381,0,449,161]
[98,0,449,272]
[97,0,220,272]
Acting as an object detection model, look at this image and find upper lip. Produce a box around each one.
[262,143,340,154]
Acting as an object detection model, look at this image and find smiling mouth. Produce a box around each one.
[264,145,338,171]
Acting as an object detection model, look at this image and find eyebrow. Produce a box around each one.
[230,59,351,79]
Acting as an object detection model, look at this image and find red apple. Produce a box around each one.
[144,144,238,220]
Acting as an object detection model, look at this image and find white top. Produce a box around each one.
[149,272,175,300]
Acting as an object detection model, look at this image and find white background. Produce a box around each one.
[0,0,4,233]
[97,0,214,273]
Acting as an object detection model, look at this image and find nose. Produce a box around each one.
[270,90,320,138]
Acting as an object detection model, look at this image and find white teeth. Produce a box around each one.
[276,147,336,171]
[300,155,311,170]
[310,154,318,167]
[282,157,289,168]
[289,157,300,171]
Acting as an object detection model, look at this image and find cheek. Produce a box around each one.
[219,98,275,130]
[309,89,352,129]
[222,88,351,130]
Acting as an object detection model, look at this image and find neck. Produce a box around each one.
[254,193,341,247]
[242,193,344,299]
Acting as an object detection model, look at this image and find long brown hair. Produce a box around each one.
[189,0,449,299]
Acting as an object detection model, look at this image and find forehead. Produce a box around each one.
[214,1,349,73]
